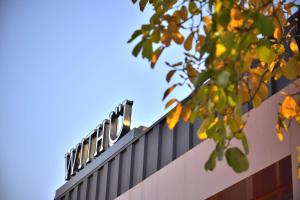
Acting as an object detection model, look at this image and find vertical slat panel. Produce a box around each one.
[77,183,82,200]
[88,171,98,200]
[145,125,160,178]
[119,145,133,195]
[108,155,120,200]
[64,192,69,200]
[175,119,190,158]
[97,164,109,200]
[68,189,73,200]
[132,136,146,186]
[160,120,174,168]
[272,77,290,93]
[71,185,78,200]
[79,180,88,200]
[192,118,202,147]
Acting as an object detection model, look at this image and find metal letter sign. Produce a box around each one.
[64,100,133,180]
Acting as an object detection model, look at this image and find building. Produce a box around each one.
[54,77,300,200]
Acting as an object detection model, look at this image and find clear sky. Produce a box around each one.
[0,1,190,200]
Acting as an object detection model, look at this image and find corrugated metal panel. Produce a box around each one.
[87,172,97,200]
[54,79,291,200]
[119,145,132,194]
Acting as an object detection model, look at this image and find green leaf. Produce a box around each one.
[198,117,213,135]
[141,24,151,36]
[132,40,144,57]
[205,150,217,171]
[234,131,249,155]
[228,95,237,107]
[225,147,249,173]
[242,135,249,155]
[256,46,275,63]
[128,30,142,43]
[282,56,300,80]
[188,1,200,15]
[216,141,224,161]
[139,0,149,12]
[217,9,230,26]
[253,13,274,36]
[239,33,257,50]
[151,28,161,43]
[216,88,227,113]
[217,70,230,87]
[195,70,211,87]
[142,39,153,60]
[189,109,197,124]
[198,86,209,105]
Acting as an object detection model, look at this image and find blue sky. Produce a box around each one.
[0,1,190,200]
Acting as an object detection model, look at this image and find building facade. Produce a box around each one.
[54,78,300,200]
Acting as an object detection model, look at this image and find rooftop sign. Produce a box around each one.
[64,100,133,180]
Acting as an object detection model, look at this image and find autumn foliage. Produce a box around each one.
[129,0,300,176]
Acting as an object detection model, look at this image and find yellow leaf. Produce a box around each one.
[229,115,244,132]
[296,114,300,124]
[277,132,284,142]
[252,95,262,107]
[173,11,181,23]
[151,28,161,43]
[151,47,163,68]
[180,6,188,20]
[166,70,176,82]
[297,146,300,163]
[243,51,255,71]
[181,104,191,122]
[280,96,298,119]
[186,64,199,82]
[165,98,177,109]
[290,38,299,53]
[276,122,284,142]
[297,167,300,180]
[203,16,212,26]
[197,117,213,140]
[216,43,226,57]
[161,31,172,47]
[238,82,250,104]
[208,117,219,129]
[275,6,287,26]
[162,84,177,100]
[198,131,208,140]
[172,31,184,44]
[203,16,212,33]
[166,103,182,129]
[168,21,177,32]
[268,61,276,72]
[284,3,292,16]
[196,35,205,51]
[184,32,194,51]
[282,56,300,80]
[273,28,282,39]
[229,8,243,28]
[257,83,269,101]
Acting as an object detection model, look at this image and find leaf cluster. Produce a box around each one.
[130,0,300,175]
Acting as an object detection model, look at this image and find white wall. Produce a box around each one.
[116,79,300,200]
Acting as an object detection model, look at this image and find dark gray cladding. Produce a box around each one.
[54,77,291,200]
[54,115,203,200]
